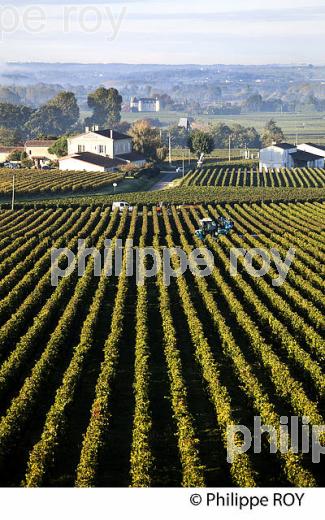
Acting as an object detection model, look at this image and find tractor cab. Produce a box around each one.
[195,216,234,241]
[194,218,217,240]
[217,216,234,236]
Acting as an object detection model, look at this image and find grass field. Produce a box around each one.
[0,200,323,487]
[122,111,325,144]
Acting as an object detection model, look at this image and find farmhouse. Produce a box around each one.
[59,152,124,173]
[59,127,146,172]
[25,139,57,167]
[259,142,324,172]
[0,146,24,163]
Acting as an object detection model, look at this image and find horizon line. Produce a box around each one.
[3,61,325,67]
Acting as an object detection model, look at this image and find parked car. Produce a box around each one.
[4,162,21,169]
[112,201,134,212]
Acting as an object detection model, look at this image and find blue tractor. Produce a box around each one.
[194,217,234,241]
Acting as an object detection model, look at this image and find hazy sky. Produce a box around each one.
[1,0,325,64]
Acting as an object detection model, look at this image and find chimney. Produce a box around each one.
[110,129,113,138]
[85,126,89,133]
[94,125,99,131]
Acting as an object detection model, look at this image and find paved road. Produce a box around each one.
[149,171,182,191]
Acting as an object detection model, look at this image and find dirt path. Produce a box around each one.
[149,171,182,191]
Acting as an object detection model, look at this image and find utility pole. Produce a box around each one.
[11,175,15,211]
[168,133,172,165]
[188,147,191,165]
[182,155,185,178]
[228,135,231,162]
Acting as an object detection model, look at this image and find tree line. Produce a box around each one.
[167,120,284,157]
[0,83,286,164]
[0,87,123,145]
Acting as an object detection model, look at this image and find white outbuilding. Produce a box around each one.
[259,142,324,172]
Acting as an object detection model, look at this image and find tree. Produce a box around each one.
[244,94,263,112]
[47,92,79,131]
[112,120,131,134]
[230,124,261,148]
[156,146,168,161]
[48,135,69,157]
[129,120,164,162]
[26,105,65,137]
[0,87,21,105]
[86,87,122,127]
[261,119,285,147]
[0,103,33,132]
[26,92,79,137]
[165,125,189,148]
[188,130,214,157]
[209,123,231,148]
[0,127,20,146]
[7,149,24,161]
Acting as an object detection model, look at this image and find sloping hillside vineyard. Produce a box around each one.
[0,169,124,196]
[0,201,323,487]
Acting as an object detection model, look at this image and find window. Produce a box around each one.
[99,145,106,154]
[78,145,85,153]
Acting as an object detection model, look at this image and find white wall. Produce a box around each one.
[259,146,296,172]
[114,140,132,155]
[0,152,9,162]
[68,131,132,158]
[59,158,105,172]
[25,146,57,160]
[138,99,160,112]
[68,132,114,157]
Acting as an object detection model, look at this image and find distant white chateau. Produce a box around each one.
[59,126,146,172]
[259,142,325,172]
[130,97,160,113]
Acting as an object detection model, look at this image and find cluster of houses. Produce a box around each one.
[0,140,57,168]
[1,127,325,174]
[0,126,146,172]
[259,142,325,172]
